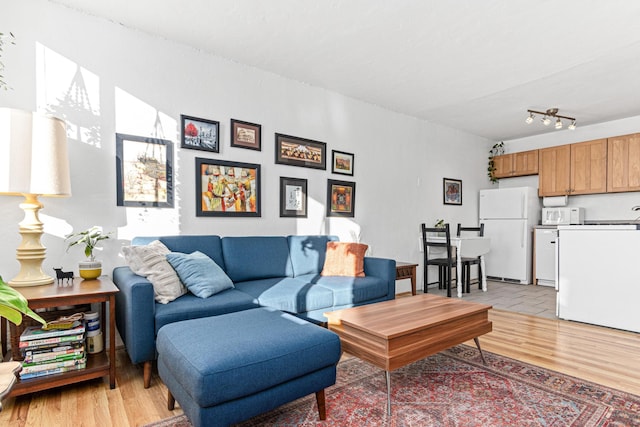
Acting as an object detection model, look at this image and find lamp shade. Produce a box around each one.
[0,108,71,197]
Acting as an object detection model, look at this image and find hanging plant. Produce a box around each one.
[0,31,15,91]
[487,141,505,183]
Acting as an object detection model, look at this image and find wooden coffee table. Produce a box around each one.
[325,294,492,415]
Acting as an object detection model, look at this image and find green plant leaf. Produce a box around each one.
[0,276,47,326]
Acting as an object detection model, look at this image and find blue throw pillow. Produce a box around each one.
[166,251,234,298]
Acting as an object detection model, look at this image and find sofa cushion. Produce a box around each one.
[234,277,334,313]
[321,242,368,277]
[156,307,341,408]
[154,289,259,334]
[287,235,339,277]
[222,236,293,282]
[122,240,187,304]
[296,273,389,306]
[160,235,226,271]
[166,251,234,298]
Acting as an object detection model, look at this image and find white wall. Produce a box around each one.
[501,116,640,221]
[0,0,492,293]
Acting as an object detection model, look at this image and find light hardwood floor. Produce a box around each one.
[1,301,639,425]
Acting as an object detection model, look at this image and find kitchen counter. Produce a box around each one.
[557,226,640,333]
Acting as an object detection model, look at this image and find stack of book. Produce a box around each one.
[18,322,87,380]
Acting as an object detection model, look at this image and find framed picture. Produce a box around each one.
[327,179,356,217]
[181,114,220,153]
[275,133,326,170]
[443,178,462,205]
[331,150,354,176]
[116,133,174,208]
[230,119,261,151]
[196,158,261,217]
[279,177,307,218]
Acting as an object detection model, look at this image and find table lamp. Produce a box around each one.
[0,108,71,287]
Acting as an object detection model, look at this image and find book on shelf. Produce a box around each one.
[23,347,85,365]
[19,362,87,380]
[19,334,85,349]
[20,356,87,375]
[22,342,84,357]
[20,322,85,341]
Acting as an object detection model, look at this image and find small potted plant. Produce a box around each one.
[65,226,112,280]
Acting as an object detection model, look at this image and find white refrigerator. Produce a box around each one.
[479,187,540,284]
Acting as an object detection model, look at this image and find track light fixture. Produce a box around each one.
[525,108,576,131]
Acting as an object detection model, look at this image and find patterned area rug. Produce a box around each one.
[144,345,640,426]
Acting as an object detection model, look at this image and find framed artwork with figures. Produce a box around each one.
[326,179,356,217]
[279,177,307,218]
[443,178,462,205]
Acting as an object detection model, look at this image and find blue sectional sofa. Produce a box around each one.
[112,234,396,387]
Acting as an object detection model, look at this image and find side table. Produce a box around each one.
[395,262,418,296]
[7,276,119,396]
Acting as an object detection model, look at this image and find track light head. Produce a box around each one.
[542,116,551,126]
[555,118,563,129]
[568,120,576,130]
[525,112,534,124]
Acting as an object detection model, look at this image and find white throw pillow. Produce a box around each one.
[122,240,187,304]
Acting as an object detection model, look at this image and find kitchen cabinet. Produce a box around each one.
[538,144,571,196]
[538,139,607,196]
[607,133,640,192]
[492,150,538,179]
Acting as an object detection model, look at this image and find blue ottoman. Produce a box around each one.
[156,307,341,427]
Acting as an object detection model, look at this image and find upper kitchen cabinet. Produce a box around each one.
[570,138,608,195]
[492,150,539,179]
[538,144,571,196]
[607,133,640,193]
[538,140,607,197]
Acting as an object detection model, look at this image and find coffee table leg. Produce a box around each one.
[474,337,488,365]
[385,370,392,416]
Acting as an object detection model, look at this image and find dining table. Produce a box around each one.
[426,235,491,298]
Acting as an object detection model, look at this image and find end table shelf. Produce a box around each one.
[5,276,119,397]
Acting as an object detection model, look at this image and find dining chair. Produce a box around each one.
[421,223,455,297]
[456,223,485,293]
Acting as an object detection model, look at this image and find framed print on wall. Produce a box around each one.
[195,157,261,217]
[181,114,220,153]
[279,177,307,218]
[275,133,326,170]
[326,179,356,217]
[230,119,261,151]
[443,178,462,205]
[331,150,354,176]
[116,133,174,208]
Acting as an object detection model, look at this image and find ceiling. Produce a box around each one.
[50,0,640,141]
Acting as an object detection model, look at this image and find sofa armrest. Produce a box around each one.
[112,266,157,365]
[364,257,396,299]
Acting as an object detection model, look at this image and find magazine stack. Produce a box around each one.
[18,321,86,380]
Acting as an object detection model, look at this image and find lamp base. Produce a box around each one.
[9,194,55,287]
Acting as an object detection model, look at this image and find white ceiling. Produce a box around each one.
[51,0,640,141]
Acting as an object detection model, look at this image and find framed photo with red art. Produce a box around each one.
[181,114,220,153]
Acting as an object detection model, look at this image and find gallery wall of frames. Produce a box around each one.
[115,115,356,219]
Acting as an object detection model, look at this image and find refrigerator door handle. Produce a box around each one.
[521,222,525,248]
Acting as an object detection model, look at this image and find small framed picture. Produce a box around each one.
[331,150,354,176]
[443,178,462,205]
[279,177,307,218]
[116,133,174,208]
[181,114,220,153]
[196,158,261,217]
[230,119,261,151]
[275,133,326,170]
[327,179,356,217]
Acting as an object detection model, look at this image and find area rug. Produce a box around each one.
[144,345,640,426]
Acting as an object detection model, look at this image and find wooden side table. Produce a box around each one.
[395,262,418,296]
[7,276,118,396]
